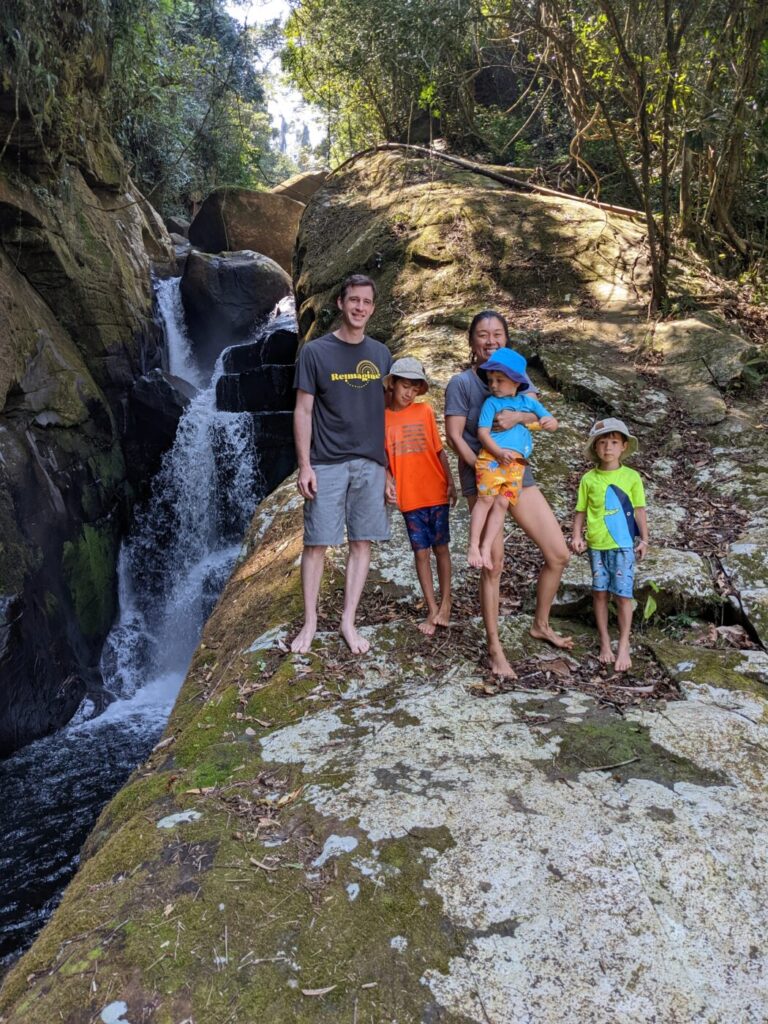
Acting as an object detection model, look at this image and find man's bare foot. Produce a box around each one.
[433,601,452,628]
[290,622,316,654]
[489,648,517,679]
[340,621,370,655]
[598,642,615,665]
[530,624,574,650]
[418,617,436,636]
[615,646,632,672]
[468,545,485,569]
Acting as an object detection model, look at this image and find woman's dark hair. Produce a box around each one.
[338,273,378,301]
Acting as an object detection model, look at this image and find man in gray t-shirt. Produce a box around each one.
[291,274,392,656]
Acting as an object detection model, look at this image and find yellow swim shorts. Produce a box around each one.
[475,449,527,504]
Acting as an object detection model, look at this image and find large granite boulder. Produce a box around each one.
[180,250,292,377]
[5,151,768,1022]
[271,169,328,205]
[188,187,304,272]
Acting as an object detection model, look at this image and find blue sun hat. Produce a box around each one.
[479,347,531,392]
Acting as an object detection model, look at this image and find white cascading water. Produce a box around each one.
[154,275,205,387]
[0,277,268,966]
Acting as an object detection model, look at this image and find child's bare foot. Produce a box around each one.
[614,645,632,672]
[530,624,574,650]
[433,600,452,628]
[489,647,517,679]
[418,617,437,636]
[598,642,615,665]
[479,546,495,571]
[340,621,370,655]
[468,545,485,569]
[291,622,316,653]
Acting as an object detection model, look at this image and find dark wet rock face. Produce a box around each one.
[179,250,292,376]
[188,186,304,272]
[123,370,197,487]
[216,314,299,491]
[0,49,173,754]
[216,364,294,413]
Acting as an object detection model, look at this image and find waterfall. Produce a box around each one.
[0,278,272,967]
[100,349,260,702]
[154,276,204,387]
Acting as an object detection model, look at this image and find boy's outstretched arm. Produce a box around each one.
[438,449,457,506]
[477,426,513,464]
[538,415,558,431]
[572,511,587,553]
[634,507,649,559]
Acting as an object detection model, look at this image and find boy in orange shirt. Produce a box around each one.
[384,358,457,635]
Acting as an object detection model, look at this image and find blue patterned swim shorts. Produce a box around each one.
[589,547,635,599]
[402,504,451,552]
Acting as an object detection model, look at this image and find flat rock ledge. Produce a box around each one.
[2,476,767,1024]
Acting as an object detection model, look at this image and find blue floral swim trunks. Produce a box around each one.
[589,547,635,599]
[402,504,450,552]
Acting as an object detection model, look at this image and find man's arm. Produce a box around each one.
[293,389,317,499]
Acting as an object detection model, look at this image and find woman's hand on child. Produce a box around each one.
[539,416,558,432]
[494,409,519,431]
[499,450,516,465]
[635,539,648,560]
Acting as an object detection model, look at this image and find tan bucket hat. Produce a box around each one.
[585,417,638,461]
[384,356,428,394]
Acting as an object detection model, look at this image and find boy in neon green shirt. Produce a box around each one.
[572,418,649,672]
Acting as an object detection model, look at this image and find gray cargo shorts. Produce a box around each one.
[304,458,390,546]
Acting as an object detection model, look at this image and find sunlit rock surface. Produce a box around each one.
[2,150,766,1023]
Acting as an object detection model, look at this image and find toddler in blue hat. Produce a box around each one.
[468,348,558,569]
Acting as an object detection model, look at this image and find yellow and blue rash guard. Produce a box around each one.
[576,466,646,550]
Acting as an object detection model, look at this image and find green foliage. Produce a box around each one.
[0,0,297,214]
[107,0,295,213]
[281,0,768,290]
[643,581,660,623]
[283,0,478,160]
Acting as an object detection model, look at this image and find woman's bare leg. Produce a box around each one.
[510,487,573,650]
[468,496,516,678]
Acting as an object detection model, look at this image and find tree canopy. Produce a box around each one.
[283,0,768,306]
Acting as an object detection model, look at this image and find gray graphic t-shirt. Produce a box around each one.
[294,332,392,465]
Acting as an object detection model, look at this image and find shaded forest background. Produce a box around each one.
[2,0,767,308]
